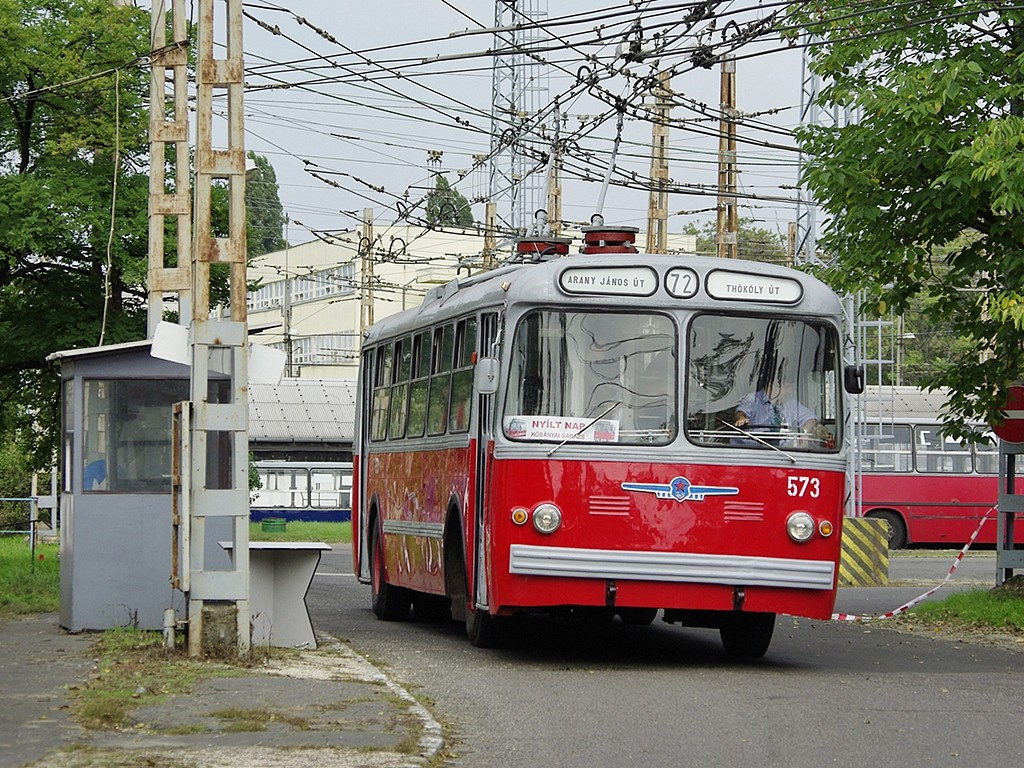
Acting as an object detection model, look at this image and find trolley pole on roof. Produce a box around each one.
[188,0,251,657]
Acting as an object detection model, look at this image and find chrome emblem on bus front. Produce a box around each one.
[621,476,739,503]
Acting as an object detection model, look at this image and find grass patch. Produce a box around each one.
[249,521,351,544]
[0,523,348,618]
[74,627,248,730]
[909,588,1024,634]
[208,707,312,732]
[0,535,59,616]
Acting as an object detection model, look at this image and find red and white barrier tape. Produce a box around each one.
[831,506,996,622]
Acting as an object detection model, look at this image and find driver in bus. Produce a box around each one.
[734,376,818,444]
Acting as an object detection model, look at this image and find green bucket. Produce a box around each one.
[261,518,287,533]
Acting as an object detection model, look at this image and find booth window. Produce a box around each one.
[82,379,228,493]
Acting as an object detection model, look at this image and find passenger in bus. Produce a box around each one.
[734,378,817,444]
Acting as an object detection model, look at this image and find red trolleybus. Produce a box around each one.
[859,386,999,548]
[353,237,861,657]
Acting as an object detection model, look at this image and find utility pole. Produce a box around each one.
[646,70,671,254]
[360,209,375,332]
[186,0,250,657]
[546,147,562,237]
[482,202,498,271]
[147,1,191,334]
[716,55,739,259]
[283,215,293,378]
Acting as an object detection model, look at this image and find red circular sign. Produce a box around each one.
[992,385,1024,443]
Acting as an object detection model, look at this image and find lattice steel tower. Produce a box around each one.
[488,0,551,235]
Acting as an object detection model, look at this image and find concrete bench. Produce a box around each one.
[220,541,331,648]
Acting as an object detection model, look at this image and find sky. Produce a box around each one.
[199,1,808,247]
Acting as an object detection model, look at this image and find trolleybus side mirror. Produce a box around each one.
[844,365,865,394]
[475,357,500,395]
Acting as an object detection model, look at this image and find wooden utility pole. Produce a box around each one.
[716,56,739,259]
[646,70,671,254]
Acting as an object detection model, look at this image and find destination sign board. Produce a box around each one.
[705,269,802,304]
[558,266,658,297]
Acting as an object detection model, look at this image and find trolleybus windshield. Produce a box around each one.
[686,315,842,453]
[502,310,676,445]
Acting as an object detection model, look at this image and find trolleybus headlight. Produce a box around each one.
[532,503,562,534]
[786,512,815,543]
[818,520,835,537]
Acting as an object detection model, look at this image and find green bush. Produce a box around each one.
[0,442,32,532]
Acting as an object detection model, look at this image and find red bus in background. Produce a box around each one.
[858,386,999,549]
[353,240,862,658]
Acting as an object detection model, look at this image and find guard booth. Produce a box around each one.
[49,340,231,632]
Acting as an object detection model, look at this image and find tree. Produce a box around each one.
[0,1,286,467]
[424,174,474,228]
[682,219,789,264]
[787,1,1024,433]
[246,151,287,257]
[0,0,151,466]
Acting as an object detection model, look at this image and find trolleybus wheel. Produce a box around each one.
[869,509,907,550]
[466,604,506,648]
[720,612,775,658]
[447,531,507,647]
[370,521,411,621]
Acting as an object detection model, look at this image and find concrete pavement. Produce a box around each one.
[0,613,443,768]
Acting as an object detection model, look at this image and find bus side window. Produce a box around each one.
[389,336,412,439]
[915,426,970,473]
[310,468,343,508]
[974,432,998,474]
[370,344,393,442]
[862,424,912,472]
[408,331,430,438]
[427,324,454,435]
[449,318,477,433]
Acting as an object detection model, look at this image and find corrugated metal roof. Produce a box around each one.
[248,378,356,444]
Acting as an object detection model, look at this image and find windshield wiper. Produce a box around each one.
[716,418,796,464]
[547,401,621,456]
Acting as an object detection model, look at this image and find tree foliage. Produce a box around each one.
[787,0,1024,433]
[682,219,789,264]
[424,174,474,228]
[0,0,151,466]
[246,151,287,258]
[0,1,285,469]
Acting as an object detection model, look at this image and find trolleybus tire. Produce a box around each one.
[370,522,412,621]
[446,530,508,647]
[466,605,507,648]
[868,509,907,550]
[719,612,775,658]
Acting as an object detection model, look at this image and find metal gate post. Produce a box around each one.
[997,441,1024,584]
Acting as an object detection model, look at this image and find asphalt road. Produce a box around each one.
[308,548,1023,768]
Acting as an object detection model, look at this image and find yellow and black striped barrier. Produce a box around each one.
[838,517,889,586]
